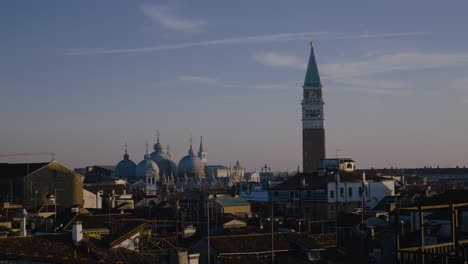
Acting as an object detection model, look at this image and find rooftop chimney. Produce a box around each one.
[188,252,200,264]
[20,209,28,236]
[72,221,83,246]
[170,248,189,264]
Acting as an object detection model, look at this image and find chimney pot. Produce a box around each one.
[72,221,83,245]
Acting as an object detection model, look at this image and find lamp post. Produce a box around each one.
[266,216,280,263]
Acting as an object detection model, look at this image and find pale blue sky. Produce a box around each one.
[1,1,468,171]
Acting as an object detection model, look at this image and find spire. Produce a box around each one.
[188,141,194,156]
[123,142,129,160]
[166,145,172,159]
[154,130,163,151]
[303,41,322,87]
[198,136,204,153]
[198,136,207,164]
[145,140,150,160]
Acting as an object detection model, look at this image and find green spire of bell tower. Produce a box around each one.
[303,41,322,87]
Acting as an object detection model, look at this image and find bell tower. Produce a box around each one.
[302,42,326,172]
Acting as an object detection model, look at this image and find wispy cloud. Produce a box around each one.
[342,78,410,89]
[178,75,219,85]
[65,31,424,55]
[254,53,305,70]
[255,51,468,95]
[138,4,203,31]
[321,52,468,78]
[332,78,411,95]
[451,76,468,91]
[327,52,468,96]
[255,51,468,78]
[179,74,407,95]
[451,76,468,104]
[253,51,413,95]
[339,86,410,95]
[177,75,299,91]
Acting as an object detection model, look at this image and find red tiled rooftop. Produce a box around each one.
[0,234,158,263]
[207,233,291,253]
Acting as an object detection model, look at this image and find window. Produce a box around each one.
[359,187,363,197]
[290,192,294,198]
[330,190,334,199]
[340,188,344,198]
[307,190,312,199]
[274,191,279,197]
[305,109,321,118]
[348,187,353,197]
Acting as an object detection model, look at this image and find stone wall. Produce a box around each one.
[23,162,84,207]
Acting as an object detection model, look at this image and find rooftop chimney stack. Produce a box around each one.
[72,221,83,246]
[20,209,28,236]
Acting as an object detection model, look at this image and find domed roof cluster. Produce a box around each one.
[177,144,205,180]
[115,134,208,183]
[136,153,159,179]
[150,138,177,178]
[115,146,136,178]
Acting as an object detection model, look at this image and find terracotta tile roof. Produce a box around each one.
[0,234,87,262]
[217,253,314,264]
[102,221,147,248]
[64,213,137,230]
[92,248,158,264]
[0,234,159,263]
[207,233,291,253]
[418,190,468,206]
[285,233,323,250]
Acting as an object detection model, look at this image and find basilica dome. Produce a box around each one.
[136,153,160,180]
[150,139,176,177]
[115,150,136,179]
[169,160,178,176]
[177,145,205,179]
